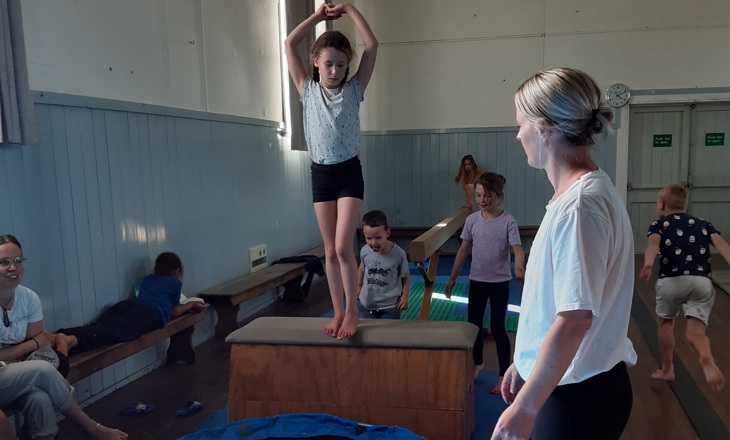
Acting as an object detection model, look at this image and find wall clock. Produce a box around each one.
[606,83,631,108]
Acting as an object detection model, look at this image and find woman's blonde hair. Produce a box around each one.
[515,67,613,149]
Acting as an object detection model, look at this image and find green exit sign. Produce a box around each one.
[705,133,725,147]
[653,134,673,148]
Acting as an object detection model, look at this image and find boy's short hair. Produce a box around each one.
[362,210,389,229]
[658,183,688,211]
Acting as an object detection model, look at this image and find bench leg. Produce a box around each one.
[211,302,241,339]
[167,325,196,365]
[281,274,305,302]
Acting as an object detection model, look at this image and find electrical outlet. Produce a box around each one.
[249,245,268,273]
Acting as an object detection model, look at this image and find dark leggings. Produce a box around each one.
[467,279,510,375]
[58,299,163,352]
[533,362,633,440]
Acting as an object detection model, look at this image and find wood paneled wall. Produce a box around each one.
[0,93,320,402]
[360,129,617,228]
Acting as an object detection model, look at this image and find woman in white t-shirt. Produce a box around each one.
[0,234,127,440]
[491,69,637,440]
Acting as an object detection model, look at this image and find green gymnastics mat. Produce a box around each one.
[401,282,519,333]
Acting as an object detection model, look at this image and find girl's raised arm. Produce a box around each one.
[336,3,378,94]
[284,5,329,94]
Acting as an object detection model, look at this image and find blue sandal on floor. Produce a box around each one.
[177,400,205,416]
[120,402,155,416]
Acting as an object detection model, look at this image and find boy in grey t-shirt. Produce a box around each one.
[357,210,410,319]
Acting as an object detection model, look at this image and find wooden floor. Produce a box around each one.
[59,258,730,439]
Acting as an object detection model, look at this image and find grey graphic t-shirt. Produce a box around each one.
[359,243,408,310]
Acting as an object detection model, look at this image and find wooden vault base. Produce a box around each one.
[226,317,478,440]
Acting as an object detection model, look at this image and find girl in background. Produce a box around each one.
[445,172,525,393]
[284,2,378,339]
[454,155,484,208]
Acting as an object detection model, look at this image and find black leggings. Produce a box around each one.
[467,279,510,375]
[58,299,163,352]
[533,362,633,440]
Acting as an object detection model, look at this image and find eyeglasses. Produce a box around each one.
[1,307,9,327]
[0,256,25,270]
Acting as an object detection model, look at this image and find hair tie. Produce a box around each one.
[591,108,600,120]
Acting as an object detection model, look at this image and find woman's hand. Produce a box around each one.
[501,363,524,403]
[492,364,533,439]
[491,401,536,440]
[31,331,54,348]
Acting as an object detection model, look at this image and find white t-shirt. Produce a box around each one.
[0,285,43,348]
[514,169,637,385]
[301,77,362,165]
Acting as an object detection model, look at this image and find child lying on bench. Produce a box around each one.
[55,252,208,355]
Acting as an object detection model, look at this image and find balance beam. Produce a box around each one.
[226,317,478,440]
[408,207,470,320]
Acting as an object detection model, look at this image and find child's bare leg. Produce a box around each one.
[685,317,725,391]
[323,262,345,337]
[490,375,504,394]
[335,197,361,339]
[651,317,676,381]
[338,290,359,339]
[54,333,77,356]
[314,202,346,337]
[323,254,345,338]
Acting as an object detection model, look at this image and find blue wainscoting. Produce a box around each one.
[360,128,617,228]
[0,92,320,402]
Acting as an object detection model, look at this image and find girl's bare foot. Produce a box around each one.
[54,333,69,356]
[473,364,484,380]
[700,359,726,391]
[323,317,343,338]
[651,367,675,382]
[91,424,128,440]
[337,313,358,339]
[490,375,504,394]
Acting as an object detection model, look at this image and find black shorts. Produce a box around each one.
[311,156,364,203]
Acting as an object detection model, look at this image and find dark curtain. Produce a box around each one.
[0,0,37,145]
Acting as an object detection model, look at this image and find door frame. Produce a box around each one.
[614,88,730,204]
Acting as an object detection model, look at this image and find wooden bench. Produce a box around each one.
[199,245,326,339]
[66,311,205,384]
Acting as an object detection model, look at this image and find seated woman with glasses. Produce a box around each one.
[54,251,208,355]
[0,234,128,440]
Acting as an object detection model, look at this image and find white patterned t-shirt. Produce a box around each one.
[301,77,362,165]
